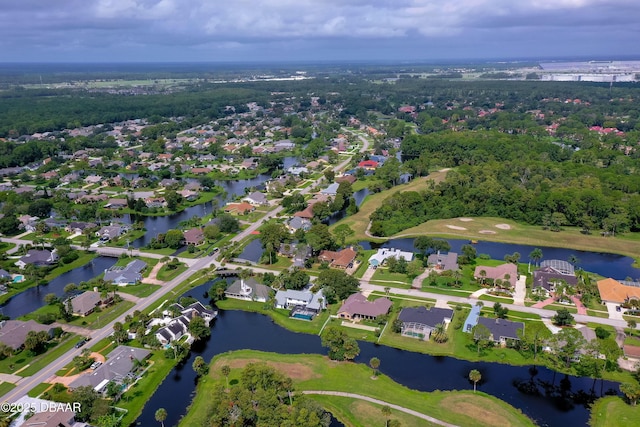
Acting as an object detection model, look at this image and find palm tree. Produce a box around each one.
[384,287,390,297]
[221,365,231,389]
[503,274,511,289]
[452,270,462,287]
[469,369,482,392]
[431,323,448,343]
[479,269,487,286]
[381,405,392,427]
[529,248,543,266]
[369,357,380,377]
[155,408,167,427]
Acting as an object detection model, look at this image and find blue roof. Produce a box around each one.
[463,304,482,333]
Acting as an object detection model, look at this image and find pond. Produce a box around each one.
[360,238,640,280]
[235,236,640,280]
[134,281,618,427]
[0,256,117,319]
[125,157,298,248]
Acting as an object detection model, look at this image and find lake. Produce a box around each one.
[134,281,617,427]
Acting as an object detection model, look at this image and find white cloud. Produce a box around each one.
[0,0,638,60]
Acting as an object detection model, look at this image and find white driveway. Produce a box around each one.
[605,302,625,320]
[513,274,527,306]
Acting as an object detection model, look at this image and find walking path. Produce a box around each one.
[301,391,458,427]
[531,297,555,309]
[469,288,487,298]
[570,296,587,315]
[341,321,377,332]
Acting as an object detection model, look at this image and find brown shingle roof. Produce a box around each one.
[338,293,392,318]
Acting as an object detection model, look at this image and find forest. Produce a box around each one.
[370,129,640,236]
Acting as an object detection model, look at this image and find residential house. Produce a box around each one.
[398,306,454,340]
[243,191,269,206]
[241,158,259,169]
[68,346,151,393]
[145,197,167,208]
[178,189,199,201]
[540,259,575,275]
[473,263,518,288]
[104,259,147,286]
[70,291,104,316]
[318,247,357,269]
[337,293,392,321]
[77,194,109,204]
[96,224,128,241]
[17,215,39,232]
[476,317,524,346]
[533,265,578,294]
[286,217,312,233]
[0,320,54,350]
[224,202,255,215]
[368,248,414,268]
[358,160,379,170]
[18,410,75,427]
[293,205,314,219]
[191,167,212,175]
[596,278,640,305]
[65,221,97,234]
[180,301,217,325]
[275,289,325,314]
[427,252,459,271]
[184,227,205,245]
[16,249,58,269]
[0,269,11,281]
[225,278,272,302]
[105,198,128,209]
[274,139,295,151]
[155,315,191,345]
[320,182,339,196]
[84,175,102,185]
[336,175,357,184]
[287,166,309,176]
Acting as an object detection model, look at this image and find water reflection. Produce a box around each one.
[134,281,617,427]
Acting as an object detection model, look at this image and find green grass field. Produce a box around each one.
[589,396,640,427]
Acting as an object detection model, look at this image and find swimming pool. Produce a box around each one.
[12,275,23,283]
[291,313,313,321]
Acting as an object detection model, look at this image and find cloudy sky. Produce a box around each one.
[1,0,639,62]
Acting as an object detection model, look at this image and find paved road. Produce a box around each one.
[230,129,370,244]
[359,282,631,329]
[0,253,219,403]
[302,390,458,427]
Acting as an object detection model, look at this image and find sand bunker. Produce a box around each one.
[479,230,497,234]
[495,224,511,230]
[446,225,467,230]
[459,218,474,222]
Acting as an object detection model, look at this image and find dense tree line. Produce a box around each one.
[371,130,640,236]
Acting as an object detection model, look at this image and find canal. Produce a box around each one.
[0,256,117,319]
[134,281,618,427]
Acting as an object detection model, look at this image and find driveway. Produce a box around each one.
[605,302,625,320]
[513,274,526,306]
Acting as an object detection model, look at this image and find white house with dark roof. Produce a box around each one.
[275,289,325,313]
[225,278,272,302]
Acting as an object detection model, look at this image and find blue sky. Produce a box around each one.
[1,0,639,62]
